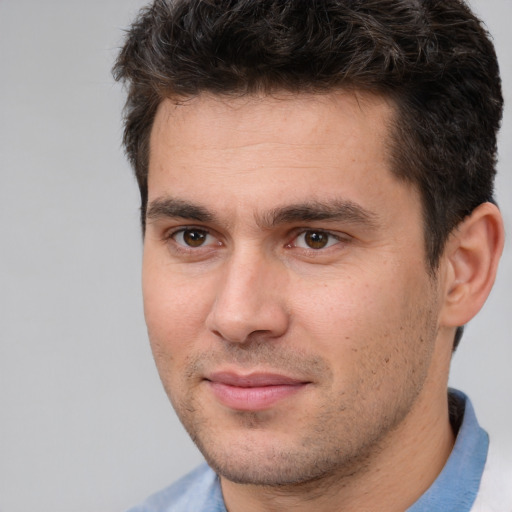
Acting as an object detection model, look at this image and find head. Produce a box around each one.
[114,0,503,351]
[113,0,504,497]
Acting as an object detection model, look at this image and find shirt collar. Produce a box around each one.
[407,389,489,512]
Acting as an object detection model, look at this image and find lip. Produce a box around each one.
[205,372,309,411]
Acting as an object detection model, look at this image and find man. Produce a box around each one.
[114,0,510,510]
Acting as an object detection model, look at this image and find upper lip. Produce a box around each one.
[206,371,309,387]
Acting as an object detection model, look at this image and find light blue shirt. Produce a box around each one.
[128,390,488,512]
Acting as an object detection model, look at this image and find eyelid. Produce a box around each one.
[287,228,350,250]
[165,224,209,238]
[165,226,222,251]
[161,225,350,255]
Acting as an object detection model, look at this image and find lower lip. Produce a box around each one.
[207,381,306,411]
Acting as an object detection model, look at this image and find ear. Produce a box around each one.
[439,202,504,329]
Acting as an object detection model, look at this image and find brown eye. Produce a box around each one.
[292,230,340,250]
[183,229,207,247]
[175,229,209,247]
[304,231,329,249]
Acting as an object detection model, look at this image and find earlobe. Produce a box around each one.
[440,202,504,328]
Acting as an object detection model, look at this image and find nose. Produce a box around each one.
[205,250,290,344]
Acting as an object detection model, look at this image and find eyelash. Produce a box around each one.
[288,230,345,251]
[165,227,220,254]
[165,227,347,254]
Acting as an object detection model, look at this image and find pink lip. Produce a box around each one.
[205,372,309,411]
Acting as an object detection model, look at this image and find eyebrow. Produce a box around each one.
[146,197,380,229]
[257,200,380,230]
[146,197,215,223]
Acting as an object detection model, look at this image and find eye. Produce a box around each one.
[172,228,216,248]
[292,230,341,250]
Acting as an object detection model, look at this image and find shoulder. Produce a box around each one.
[126,463,225,512]
[471,442,512,512]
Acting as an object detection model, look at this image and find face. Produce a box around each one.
[143,92,444,486]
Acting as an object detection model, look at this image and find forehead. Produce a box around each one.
[150,91,395,156]
[148,91,397,193]
[145,91,419,231]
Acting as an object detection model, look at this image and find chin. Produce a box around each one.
[190,429,365,487]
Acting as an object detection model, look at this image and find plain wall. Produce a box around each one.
[0,1,510,510]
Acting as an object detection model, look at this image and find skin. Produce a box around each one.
[142,91,464,511]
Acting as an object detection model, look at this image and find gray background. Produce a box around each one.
[0,1,510,511]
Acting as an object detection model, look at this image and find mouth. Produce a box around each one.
[204,371,310,411]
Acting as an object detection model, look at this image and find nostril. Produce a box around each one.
[206,305,289,344]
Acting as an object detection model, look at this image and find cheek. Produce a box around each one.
[292,270,433,377]
[142,261,213,363]
[292,274,395,343]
